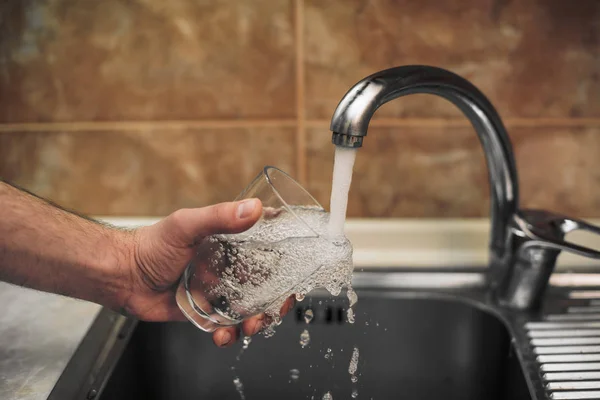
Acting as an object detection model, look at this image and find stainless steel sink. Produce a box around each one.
[98,291,530,400]
[49,268,600,400]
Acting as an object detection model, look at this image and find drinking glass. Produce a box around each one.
[176,166,352,332]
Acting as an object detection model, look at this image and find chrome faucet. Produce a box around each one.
[330,65,600,310]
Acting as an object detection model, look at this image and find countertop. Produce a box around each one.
[1,216,599,400]
[0,282,100,400]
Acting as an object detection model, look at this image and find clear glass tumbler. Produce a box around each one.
[176,166,353,332]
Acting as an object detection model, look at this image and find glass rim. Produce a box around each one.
[262,165,324,237]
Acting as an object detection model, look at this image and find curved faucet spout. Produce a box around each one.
[330,65,519,275]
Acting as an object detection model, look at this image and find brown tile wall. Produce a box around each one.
[1,0,599,217]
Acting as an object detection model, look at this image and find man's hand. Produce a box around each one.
[0,181,294,348]
[119,198,295,347]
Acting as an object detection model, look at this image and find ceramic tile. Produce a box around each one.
[0,127,296,216]
[0,0,296,122]
[305,0,600,120]
[307,126,600,218]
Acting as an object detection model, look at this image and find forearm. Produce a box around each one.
[0,181,134,310]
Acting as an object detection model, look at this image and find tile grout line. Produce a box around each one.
[1,118,600,133]
[294,0,307,185]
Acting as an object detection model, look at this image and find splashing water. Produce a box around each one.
[346,287,358,324]
[347,287,358,307]
[242,336,252,350]
[304,309,314,324]
[289,369,300,382]
[262,324,277,338]
[351,388,359,398]
[181,205,354,339]
[324,347,333,360]
[349,347,360,383]
[347,308,355,324]
[322,392,333,400]
[300,329,311,348]
[233,377,245,400]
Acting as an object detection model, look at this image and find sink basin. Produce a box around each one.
[97,290,531,400]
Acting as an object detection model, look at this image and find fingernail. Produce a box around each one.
[237,199,258,219]
[219,331,232,347]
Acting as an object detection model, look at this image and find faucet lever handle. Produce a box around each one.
[518,210,600,260]
[499,210,600,310]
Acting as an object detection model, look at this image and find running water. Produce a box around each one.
[328,147,358,238]
[328,146,360,321]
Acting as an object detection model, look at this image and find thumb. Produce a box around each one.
[163,198,263,247]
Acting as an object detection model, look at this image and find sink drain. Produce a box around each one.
[294,305,345,325]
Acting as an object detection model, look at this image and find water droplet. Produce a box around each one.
[349,347,359,375]
[347,287,358,307]
[351,375,358,383]
[376,322,379,327]
[347,308,355,324]
[304,309,314,324]
[365,321,369,326]
[295,292,306,302]
[262,324,277,338]
[242,336,252,349]
[300,329,311,348]
[290,368,300,381]
[319,300,323,305]
[351,388,358,398]
[324,348,333,360]
[233,377,245,400]
[322,392,333,400]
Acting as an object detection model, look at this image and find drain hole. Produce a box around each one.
[293,304,347,324]
[325,306,333,323]
[295,307,303,323]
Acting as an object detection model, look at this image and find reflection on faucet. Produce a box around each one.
[330,65,600,310]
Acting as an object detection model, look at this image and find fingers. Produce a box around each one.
[163,199,263,247]
[280,295,296,316]
[213,326,239,348]
[242,314,266,336]
[241,295,297,336]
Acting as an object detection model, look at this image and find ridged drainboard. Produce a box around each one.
[527,293,600,399]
